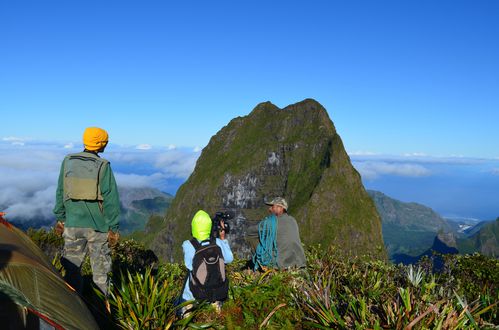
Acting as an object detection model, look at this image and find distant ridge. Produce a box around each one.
[392,232,459,265]
[368,190,453,258]
[118,187,173,233]
[458,218,499,257]
[369,189,499,262]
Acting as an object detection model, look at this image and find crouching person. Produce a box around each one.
[180,210,233,315]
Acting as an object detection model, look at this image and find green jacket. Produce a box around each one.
[53,151,120,232]
[276,213,306,269]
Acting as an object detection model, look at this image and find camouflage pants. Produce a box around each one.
[61,227,111,296]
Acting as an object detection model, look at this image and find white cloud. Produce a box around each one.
[2,136,28,146]
[403,152,428,157]
[3,185,56,222]
[136,144,152,150]
[107,147,199,179]
[353,161,432,180]
[115,172,169,188]
[0,150,63,172]
[0,141,201,224]
[167,144,176,150]
[348,151,378,156]
[350,153,488,165]
[153,150,198,178]
[350,153,499,181]
[2,136,27,142]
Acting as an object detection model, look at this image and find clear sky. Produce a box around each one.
[1,1,498,223]
[1,0,498,157]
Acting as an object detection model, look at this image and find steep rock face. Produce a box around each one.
[151,99,385,261]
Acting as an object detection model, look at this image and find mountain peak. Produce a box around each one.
[249,101,280,115]
[250,99,329,121]
[151,100,385,261]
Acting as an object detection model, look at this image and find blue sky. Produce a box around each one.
[1,1,498,222]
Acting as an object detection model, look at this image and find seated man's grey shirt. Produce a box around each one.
[276,213,306,268]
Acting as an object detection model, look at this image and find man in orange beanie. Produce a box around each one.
[53,127,120,302]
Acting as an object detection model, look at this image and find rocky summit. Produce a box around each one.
[151,99,385,261]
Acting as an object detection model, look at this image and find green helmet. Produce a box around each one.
[191,210,212,241]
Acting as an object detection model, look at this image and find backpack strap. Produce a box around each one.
[190,238,202,250]
[190,237,213,250]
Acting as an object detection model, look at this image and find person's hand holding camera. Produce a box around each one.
[219,220,226,240]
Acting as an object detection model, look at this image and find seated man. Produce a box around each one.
[253,197,306,270]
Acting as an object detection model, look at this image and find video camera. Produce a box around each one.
[211,211,233,237]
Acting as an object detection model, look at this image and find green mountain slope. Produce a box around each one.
[368,190,453,258]
[462,220,493,236]
[392,232,460,265]
[118,187,173,234]
[150,99,385,261]
[458,218,499,257]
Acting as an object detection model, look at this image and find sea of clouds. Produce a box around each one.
[1,137,498,224]
[0,137,200,223]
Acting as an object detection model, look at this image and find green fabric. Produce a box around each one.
[63,152,108,201]
[54,151,120,232]
[191,210,212,241]
[276,213,306,269]
[0,222,99,330]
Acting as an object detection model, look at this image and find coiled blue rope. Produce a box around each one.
[253,214,278,270]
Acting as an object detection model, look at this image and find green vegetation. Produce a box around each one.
[127,215,166,247]
[382,224,437,256]
[26,229,498,329]
[109,266,184,329]
[26,227,64,260]
[368,190,454,258]
[109,245,498,329]
[369,190,499,260]
[119,191,173,234]
[458,219,499,257]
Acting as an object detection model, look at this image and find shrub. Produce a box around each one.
[224,268,304,329]
[26,227,64,260]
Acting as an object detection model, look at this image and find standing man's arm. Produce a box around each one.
[53,159,66,236]
[53,159,66,222]
[100,163,120,232]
